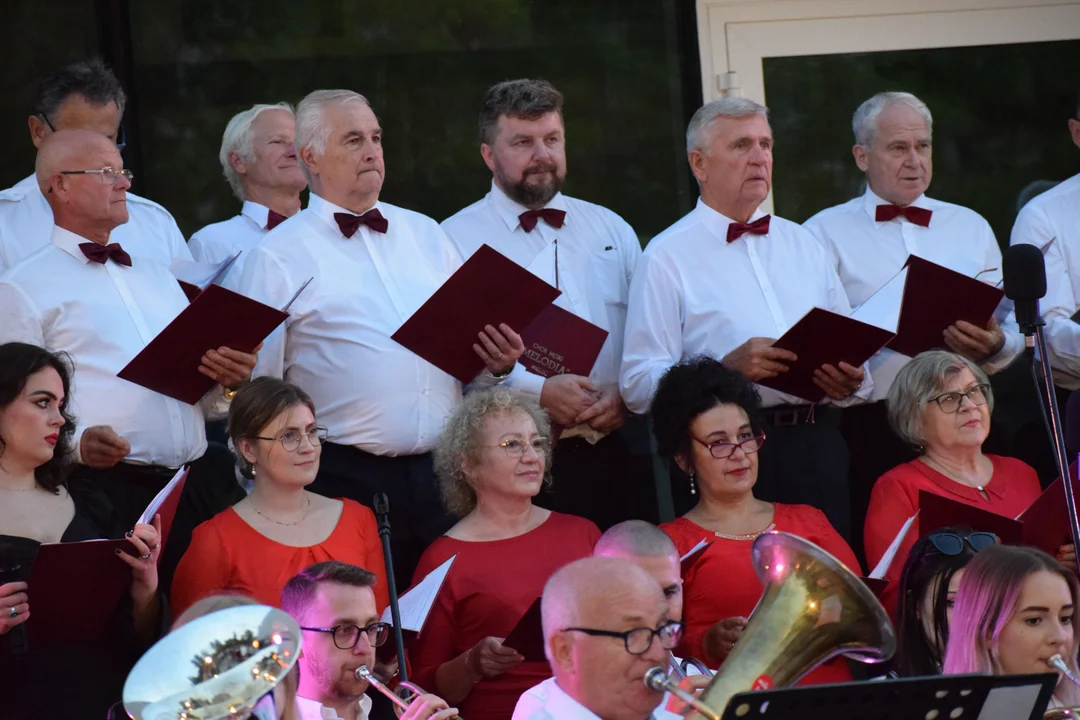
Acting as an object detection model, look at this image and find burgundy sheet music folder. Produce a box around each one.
[757,307,894,403]
[117,284,291,404]
[392,245,561,384]
[887,256,1005,358]
[520,305,608,379]
[504,596,545,662]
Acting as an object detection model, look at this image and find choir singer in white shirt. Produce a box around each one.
[0,58,191,272]
[441,79,647,530]
[234,89,523,587]
[620,97,869,540]
[0,130,255,594]
[803,91,1021,561]
[189,102,307,272]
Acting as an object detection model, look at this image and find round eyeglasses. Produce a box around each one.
[300,621,391,650]
[691,433,766,460]
[561,620,684,655]
[253,426,328,452]
[929,384,991,414]
[929,531,998,555]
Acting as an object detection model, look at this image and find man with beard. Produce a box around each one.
[282,561,458,720]
[442,79,646,529]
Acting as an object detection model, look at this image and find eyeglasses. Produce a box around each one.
[59,166,134,185]
[253,426,328,452]
[39,112,127,152]
[484,437,550,459]
[561,620,684,655]
[928,384,991,414]
[928,531,998,555]
[301,621,391,650]
[691,433,766,460]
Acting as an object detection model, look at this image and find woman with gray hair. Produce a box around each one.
[408,387,600,720]
[864,350,1048,615]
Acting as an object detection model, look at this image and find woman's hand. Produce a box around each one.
[704,616,748,664]
[119,514,162,606]
[0,581,29,635]
[1058,544,1076,566]
[469,636,525,679]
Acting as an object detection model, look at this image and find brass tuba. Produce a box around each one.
[649,531,896,720]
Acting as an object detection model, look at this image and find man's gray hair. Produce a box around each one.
[852,92,933,147]
[219,102,295,200]
[686,97,769,155]
[595,520,678,560]
[295,89,371,182]
[886,350,993,451]
[35,58,126,122]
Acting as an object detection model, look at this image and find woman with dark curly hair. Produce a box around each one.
[408,386,600,720]
[653,356,860,683]
[0,342,164,718]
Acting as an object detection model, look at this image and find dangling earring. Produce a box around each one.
[689,470,697,496]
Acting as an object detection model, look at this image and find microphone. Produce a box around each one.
[1002,243,1047,342]
[0,544,28,654]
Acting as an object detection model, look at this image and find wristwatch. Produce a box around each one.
[488,362,515,380]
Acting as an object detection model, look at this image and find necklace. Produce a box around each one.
[714,523,776,541]
[251,494,311,526]
[922,456,989,494]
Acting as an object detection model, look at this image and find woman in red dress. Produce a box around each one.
[408,387,600,720]
[653,357,860,684]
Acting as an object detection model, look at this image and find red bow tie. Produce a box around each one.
[876,204,932,227]
[79,242,132,267]
[726,215,771,243]
[519,208,566,233]
[266,210,288,230]
[334,208,389,237]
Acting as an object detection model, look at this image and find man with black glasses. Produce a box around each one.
[0,58,191,272]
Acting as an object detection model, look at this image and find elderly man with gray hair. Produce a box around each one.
[803,92,1021,565]
[234,89,524,586]
[189,102,307,270]
[620,96,869,538]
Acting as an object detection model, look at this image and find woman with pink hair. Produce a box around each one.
[943,544,1080,710]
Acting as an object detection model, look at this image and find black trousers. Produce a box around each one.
[535,429,658,530]
[70,441,244,599]
[669,413,852,545]
[309,443,456,589]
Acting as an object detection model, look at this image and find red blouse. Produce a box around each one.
[863,455,1043,616]
[662,504,862,686]
[408,512,600,720]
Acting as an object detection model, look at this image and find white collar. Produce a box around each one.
[861,185,930,222]
[693,197,769,243]
[294,692,373,720]
[488,180,569,233]
[240,200,271,229]
[307,193,385,238]
[543,678,606,719]
[50,225,116,264]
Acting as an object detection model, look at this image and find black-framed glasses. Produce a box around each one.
[301,621,391,650]
[483,437,550,459]
[929,384,991,414]
[59,166,134,185]
[254,426,328,452]
[929,531,998,555]
[39,112,127,152]
[561,620,684,655]
[691,433,766,460]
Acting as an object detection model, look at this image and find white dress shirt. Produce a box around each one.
[295,693,372,720]
[804,186,1019,400]
[514,670,695,720]
[0,226,211,466]
[620,198,873,413]
[234,193,464,456]
[1010,172,1080,389]
[442,182,641,437]
[189,200,280,276]
[0,174,192,272]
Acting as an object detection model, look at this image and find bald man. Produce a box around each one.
[0,129,255,592]
[594,520,684,622]
[512,557,691,720]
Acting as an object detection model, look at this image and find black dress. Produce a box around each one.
[0,478,164,720]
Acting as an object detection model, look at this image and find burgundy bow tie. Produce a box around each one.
[79,242,132,267]
[334,208,389,237]
[726,215,771,243]
[876,204,932,227]
[266,210,288,230]
[519,208,566,233]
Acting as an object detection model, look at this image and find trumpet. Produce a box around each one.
[356,664,460,718]
[644,666,720,720]
[1045,654,1080,719]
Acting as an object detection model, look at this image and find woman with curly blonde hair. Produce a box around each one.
[408,387,600,720]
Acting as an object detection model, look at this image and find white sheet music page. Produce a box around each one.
[679,538,709,563]
[851,266,908,333]
[380,554,456,632]
[137,466,188,526]
[869,512,919,579]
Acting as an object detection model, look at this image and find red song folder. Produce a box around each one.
[172,252,242,303]
[756,308,895,403]
[504,596,545,662]
[886,256,1005,358]
[918,491,1024,546]
[392,245,562,384]
[117,281,309,404]
[519,305,608,379]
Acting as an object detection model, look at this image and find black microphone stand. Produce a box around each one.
[1023,319,1080,574]
[374,493,409,684]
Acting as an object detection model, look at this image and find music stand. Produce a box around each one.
[716,673,1057,720]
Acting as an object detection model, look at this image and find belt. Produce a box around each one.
[120,462,182,478]
[761,404,816,428]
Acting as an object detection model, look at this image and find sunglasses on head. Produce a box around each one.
[928,531,998,555]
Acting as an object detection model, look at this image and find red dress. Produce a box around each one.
[863,455,1043,616]
[171,498,389,616]
[408,512,600,720]
[662,504,861,686]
